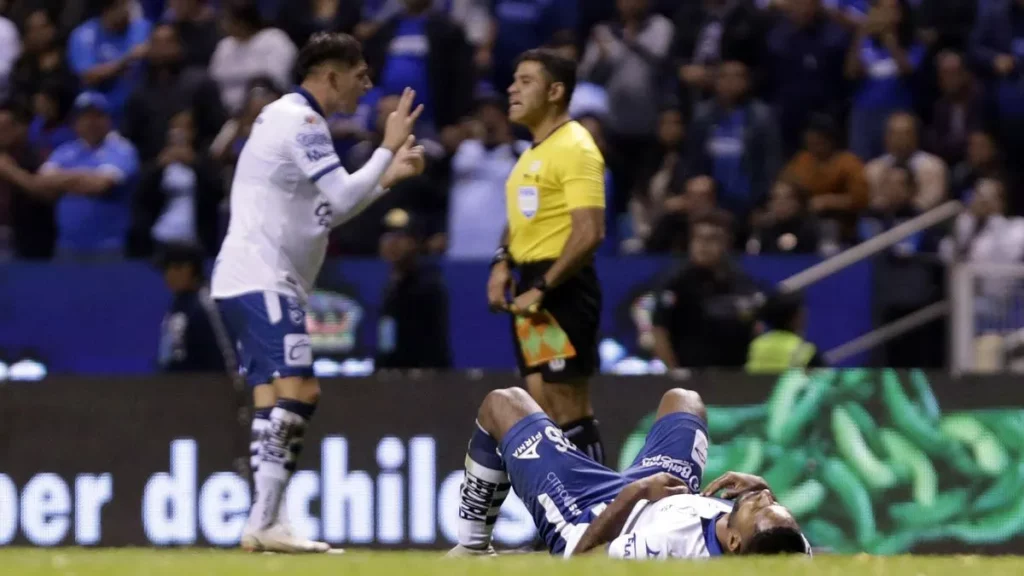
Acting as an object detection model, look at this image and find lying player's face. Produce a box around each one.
[330,61,372,115]
[726,489,798,553]
[508,61,551,125]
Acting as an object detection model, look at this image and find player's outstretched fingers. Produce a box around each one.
[700,472,736,498]
[398,87,416,114]
[408,103,425,124]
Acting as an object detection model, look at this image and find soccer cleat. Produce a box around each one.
[445,544,498,558]
[240,523,332,554]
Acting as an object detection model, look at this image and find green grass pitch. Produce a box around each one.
[1,549,1022,576]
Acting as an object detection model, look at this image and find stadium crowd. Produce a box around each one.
[2,0,1024,265]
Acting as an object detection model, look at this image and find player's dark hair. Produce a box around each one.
[742,526,809,555]
[515,49,577,111]
[156,243,205,279]
[99,0,128,13]
[297,32,364,79]
[805,113,838,144]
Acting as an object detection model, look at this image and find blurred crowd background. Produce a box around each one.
[3,0,1024,375]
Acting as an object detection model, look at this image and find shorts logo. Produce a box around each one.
[692,430,709,469]
[548,358,565,372]
[544,426,575,453]
[512,432,542,460]
[283,334,313,367]
[518,186,538,218]
[622,534,636,558]
[286,298,305,326]
[640,455,700,492]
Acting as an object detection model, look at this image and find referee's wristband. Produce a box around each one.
[490,246,512,269]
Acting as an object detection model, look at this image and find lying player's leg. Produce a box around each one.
[525,374,604,464]
[622,388,710,491]
[452,387,626,557]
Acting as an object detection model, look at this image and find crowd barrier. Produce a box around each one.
[1,370,1022,554]
[0,256,873,374]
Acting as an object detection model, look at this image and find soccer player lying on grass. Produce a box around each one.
[450,387,811,559]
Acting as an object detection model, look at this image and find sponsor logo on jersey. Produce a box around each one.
[512,432,542,460]
[622,534,636,558]
[544,472,581,517]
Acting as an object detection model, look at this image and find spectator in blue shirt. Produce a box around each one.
[68,0,152,127]
[685,60,783,230]
[363,0,474,139]
[14,92,140,261]
[845,0,925,160]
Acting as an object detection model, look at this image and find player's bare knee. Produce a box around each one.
[657,388,707,422]
[479,388,542,439]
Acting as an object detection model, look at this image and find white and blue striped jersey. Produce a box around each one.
[212,89,394,303]
[607,494,733,560]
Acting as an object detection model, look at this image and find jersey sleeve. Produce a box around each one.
[561,142,606,210]
[66,26,96,75]
[286,114,345,183]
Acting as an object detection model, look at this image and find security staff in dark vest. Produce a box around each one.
[746,291,824,373]
[375,208,453,371]
[157,243,236,373]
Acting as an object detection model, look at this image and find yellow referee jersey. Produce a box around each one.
[506,121,606,263]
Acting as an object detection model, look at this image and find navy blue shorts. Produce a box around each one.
[499,411,709,555]
[621,412,709,493]
[217,292,314,386]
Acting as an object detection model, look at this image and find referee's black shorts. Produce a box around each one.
[511,260,601,383]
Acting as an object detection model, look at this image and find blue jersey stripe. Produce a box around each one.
[310,162,341,183]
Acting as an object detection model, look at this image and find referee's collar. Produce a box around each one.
[293,86,327,119]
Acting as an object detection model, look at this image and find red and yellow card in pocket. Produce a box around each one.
[515,311,577,368]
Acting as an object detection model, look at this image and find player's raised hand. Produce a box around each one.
[382,136,426,188]
[382,88,425,153]
[701,471,770,500]
[641,472,691,502]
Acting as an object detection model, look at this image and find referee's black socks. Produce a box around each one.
[561,416,605,465]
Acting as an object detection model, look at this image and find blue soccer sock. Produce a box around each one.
[457,422,510,550]
[247,399,316,532]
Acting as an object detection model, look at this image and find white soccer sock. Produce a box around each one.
[457,424,510,549]
[247,405,309,532]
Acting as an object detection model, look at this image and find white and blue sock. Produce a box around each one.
[250,408,273,478]
[457,423,510,550]
[247,399,316,532]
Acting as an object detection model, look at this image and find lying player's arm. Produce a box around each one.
[572,473,689,556]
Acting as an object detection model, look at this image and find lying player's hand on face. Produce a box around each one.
[701,471,770,500]
[641,472,691,502]
[382,88,425,153]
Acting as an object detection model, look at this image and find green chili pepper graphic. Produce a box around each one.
[888,488,969,528]
[837,369,875,402]
[833,406,897,491]
[868,529,924,556]
[972,460,1024,515]
[762,448,810,494]
[879,428,937,506]
[944,492,1024,544]
[702,437,766,485]
[802,519,851,553]
[706,404,768,440]
[908,369,941,422]
[778,478,826,518]
[768,371,830,446]
[939,415,1009,477]
[880,372,975,475]
[820,458,877,545]
[841,402,885,454]
[971,410,1024,455]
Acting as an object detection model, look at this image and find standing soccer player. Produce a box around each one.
[458,48,607,554]
[212,32,425,553]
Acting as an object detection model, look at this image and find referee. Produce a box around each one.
[487,49,607,463]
